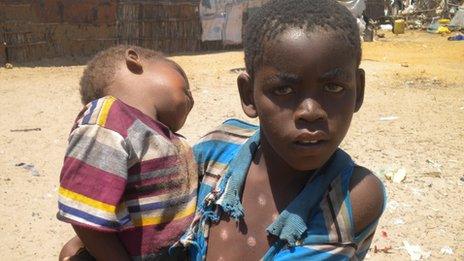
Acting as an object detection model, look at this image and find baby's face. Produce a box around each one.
[252,28,364,171]
[143,60,193,132]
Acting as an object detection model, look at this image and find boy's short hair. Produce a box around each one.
[244,0,361,78]
[79,45,165,105]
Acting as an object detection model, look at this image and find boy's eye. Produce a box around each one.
[273,86,294,95]
[323,84,344,93]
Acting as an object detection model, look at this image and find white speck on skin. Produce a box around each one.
[258,194,266,206]
[220,229,228,241]
[247,236,256,247]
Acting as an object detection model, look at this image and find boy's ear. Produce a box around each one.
[125,49,143,74]
[237,72,258,118]
[354,68,365,112]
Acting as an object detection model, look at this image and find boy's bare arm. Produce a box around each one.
[73,225,131,261]
[349,166,385,234]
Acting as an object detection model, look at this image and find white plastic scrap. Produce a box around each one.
[393,218,405,225]
[393,168,407,183]
[440,246,453,255]
[402,241,431,260]
[379,115,399,121]
[384,168,407,183]
[380,24,393,30]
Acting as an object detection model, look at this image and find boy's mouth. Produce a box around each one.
[292,131,329,152]
[297,140,320,144]
[294,131,328,144]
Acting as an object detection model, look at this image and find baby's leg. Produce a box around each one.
[59,236,95,261]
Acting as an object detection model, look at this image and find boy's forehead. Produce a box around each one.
[261,28,357,74]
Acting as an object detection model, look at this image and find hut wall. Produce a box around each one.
[117,0,202,53]
[0,0,118,63]
[1,0,267,63]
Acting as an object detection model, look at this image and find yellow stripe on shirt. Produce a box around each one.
[132,200,196,227]
[59,186,116,213]
[97,96,116,127]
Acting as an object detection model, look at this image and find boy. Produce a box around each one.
[57,45,197,260]
[180,0,385,260]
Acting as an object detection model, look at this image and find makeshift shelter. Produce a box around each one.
[0,0,387,64]
[199,0,267,45]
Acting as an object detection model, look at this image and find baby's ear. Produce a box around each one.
[237,72,258,118]
[125,49,143,74]
[354,68,365,112]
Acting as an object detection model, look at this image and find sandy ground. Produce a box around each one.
[0,30,463,260]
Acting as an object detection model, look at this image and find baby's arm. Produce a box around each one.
[58,120,131,260]
[73,225,130,261]
[349,166,385,257]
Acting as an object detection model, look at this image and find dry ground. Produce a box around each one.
[0,31,463,260]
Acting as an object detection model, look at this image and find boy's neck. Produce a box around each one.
[255,135,315,197]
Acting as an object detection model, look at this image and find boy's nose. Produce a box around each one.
[294,98,327,123]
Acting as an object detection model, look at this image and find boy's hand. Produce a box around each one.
[73,225,131,261]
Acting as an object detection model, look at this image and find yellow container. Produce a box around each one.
[438,18,450,25]
[393,19,405,34]
[437,26,451,34]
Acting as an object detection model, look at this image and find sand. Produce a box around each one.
[0,31,463,260]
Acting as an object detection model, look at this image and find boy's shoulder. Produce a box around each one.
[194,119,258,155]
[193,119,259,176]
[206,118,259,138]
[349,165,385,234]
[74,96,137,137]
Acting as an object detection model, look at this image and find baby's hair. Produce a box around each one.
[244,0,361,78]
[80,45,170,105]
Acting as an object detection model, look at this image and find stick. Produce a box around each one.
[10,128,41,132]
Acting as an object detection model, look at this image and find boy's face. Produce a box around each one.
[240,28,364,171]
[143,60,193,132]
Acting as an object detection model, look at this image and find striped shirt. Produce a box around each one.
[57,96,197,260]
[180,119,385,260]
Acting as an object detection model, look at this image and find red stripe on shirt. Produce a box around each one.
[60,157,126,205]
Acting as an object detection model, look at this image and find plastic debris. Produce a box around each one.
[380,115,399,121]
[448,34,464,41]
[440,246,453,255]
[384,168,407,183]
[402,241,431,260]
[4,63,13,69]
[437,26,451,34]
[380,24,393,30]
[393,218,405,225]
[15,162,40,176]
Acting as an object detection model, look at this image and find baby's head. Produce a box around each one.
[238,0,365,171]
[80,45,193,132]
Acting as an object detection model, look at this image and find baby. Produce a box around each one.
[58,45,197,260]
